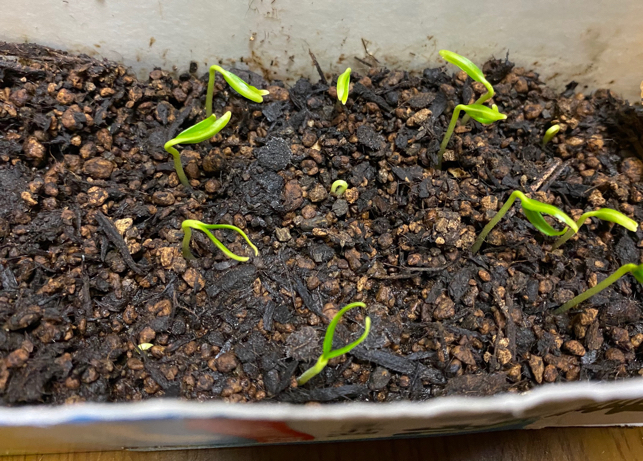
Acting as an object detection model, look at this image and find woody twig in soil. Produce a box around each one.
[529,158,564,193]
[373,256,460,280]
[308,50,328,86]
[95,211,146,275]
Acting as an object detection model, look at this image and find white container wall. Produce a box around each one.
[1,0,642,101]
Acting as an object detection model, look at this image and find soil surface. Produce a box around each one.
[1,42,643,406]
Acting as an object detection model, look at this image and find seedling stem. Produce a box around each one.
[206,65,270,117]
[471,190,578,254]
[438,104,506,169]
[297,302,371,386]
[552,208,638,250]
[181,219,258,262]
[542,125,561,148]
[555,263,643,314]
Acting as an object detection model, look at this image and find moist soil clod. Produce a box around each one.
[1,42,643,405]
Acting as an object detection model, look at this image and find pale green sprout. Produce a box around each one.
[206,65,270,117]
[471,190,579,254]
[551,208,638,250]
[439,50,495,123]
[337,68,352,105]
[555,263,643,314]
[331,179,349,197]
[137,343,153,351]
[164,112,231,188]
[438,104,506,169]
[181,219,258,262]
[297,302,371,386]
[542,124,561,148]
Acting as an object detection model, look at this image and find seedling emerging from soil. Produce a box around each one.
[542,124,560,147]
[181,219,258,262]
[137,343,153,352]
[439,50,495,123]
[438,104,506,168]
[336,68,351,105]
[297,302,371,386]
[555,263,643,314]
[331,179,349,197]
[471,190,579,254]
[551,208,638,250]
[165,112,231,188]
[206,65,270,117]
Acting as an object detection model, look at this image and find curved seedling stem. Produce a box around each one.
[439,50,495,123]
[552,208,638,250]
[296,302,371,386]
[331,180,349,196]
[555,263,643,314]
[471,190,578,254]
[164,113,231,189]
[181,219,258,262]
[206,65,270,117]
[163,141,191,189]
[438,104,506,169]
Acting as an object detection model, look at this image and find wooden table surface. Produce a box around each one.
[4,427,643,461]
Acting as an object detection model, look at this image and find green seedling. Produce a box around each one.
[471,190,579,254]
[165,112,231,188]
[337,68,351,105]
[331,179,349,197]
[439,50,495,123]
[555,263,643,314]
[297,302,371,386]
[438,104,506,168]
[542,124,561,148]
[181,219,258,262]
[552,208,638,250]
[137,343,153,352]
[206,65,270,117]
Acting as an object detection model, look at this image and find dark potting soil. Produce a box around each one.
[1,42,643,406]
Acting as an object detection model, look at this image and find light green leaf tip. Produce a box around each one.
[439,50,486,83]
[584,208,638,232]
[330,180,349,196]
[542,124,561,147]
[297,301,370,385]
[322,302,366,355]
[171,111,232,146]
[461,104,507,124]
[181,219,258,262]
[337,68,352,105]
[632,265,643,284]
[215,66,269,103]
[516,191,578,234]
